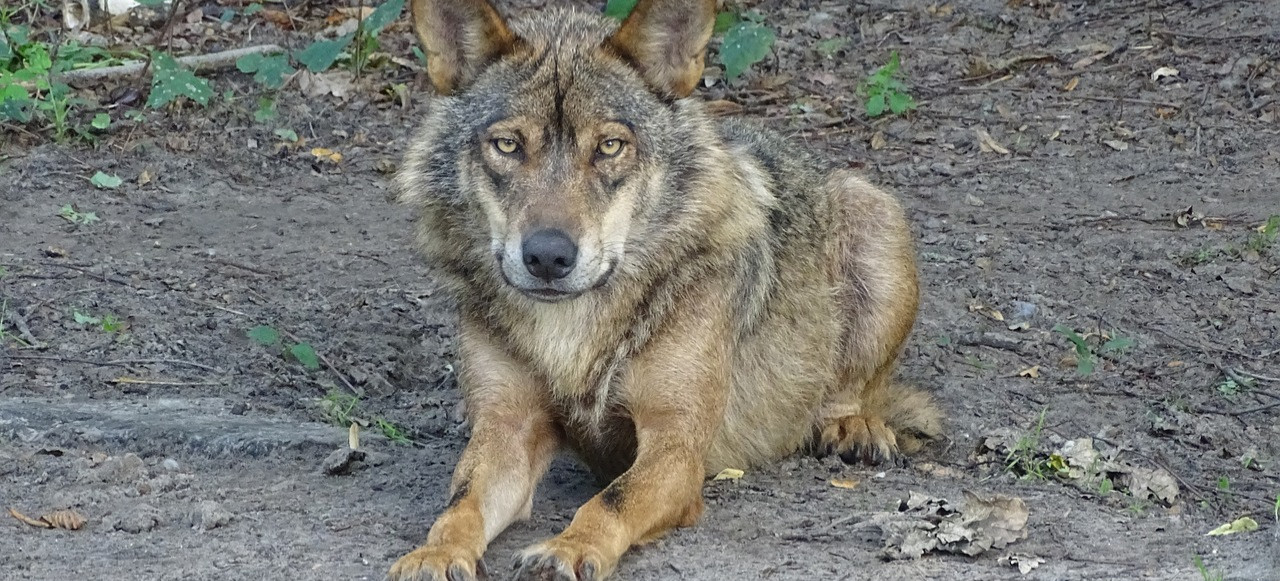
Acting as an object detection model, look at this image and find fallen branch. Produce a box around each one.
[55,44,285,85]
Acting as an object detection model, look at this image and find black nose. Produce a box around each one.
[521,229,578,280]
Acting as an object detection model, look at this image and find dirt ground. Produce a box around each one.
[2,0,1279,579]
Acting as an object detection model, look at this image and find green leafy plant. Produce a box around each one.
[148,52,213,108]
[858,51,916,118]
[1216,476,1230,491]
[1244,214,1280,253]
[1053,325,1133,376]
[58,203,99,224]
[719,12,775,82]
[248,324,321,370]
[290,0,404,78]
[1005,408,1051,479]
[90,112,110,130]
[89,171,121,189]
[319,390,412,445]
[73,311,121,332]
[235,52,294,89]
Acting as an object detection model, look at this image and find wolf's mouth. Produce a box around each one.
[498,260,617,303]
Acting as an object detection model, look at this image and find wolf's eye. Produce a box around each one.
[597,139,623,157]
[493,138,521,155]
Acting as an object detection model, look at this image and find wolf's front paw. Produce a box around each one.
[819,413,904,466]
[510,538,608,581]
[387,545,484,581]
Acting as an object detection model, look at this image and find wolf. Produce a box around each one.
[387,0,943,579]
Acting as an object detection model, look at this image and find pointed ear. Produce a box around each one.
[410,0,519,94]
[607,0,718,98]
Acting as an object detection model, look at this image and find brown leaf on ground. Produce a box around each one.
[975,128,1011,154]
[874,490,1029,560]
[9,507,86,530]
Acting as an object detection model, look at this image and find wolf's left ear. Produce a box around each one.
[607,0,718,98]
[410,0,519,94]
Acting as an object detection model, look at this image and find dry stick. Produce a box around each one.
[1234,368,1280,383]
[33,261,133,288]
[1151,28,1280,42]
[57,45,285,85]
[3,354,220,374]
[106,358,223,374]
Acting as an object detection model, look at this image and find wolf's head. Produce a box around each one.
[396,0,720,303]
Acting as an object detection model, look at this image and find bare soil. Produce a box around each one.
[2,1,1278,580]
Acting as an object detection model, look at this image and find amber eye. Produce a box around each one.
[597,139,623,157]
[493,138,520,155]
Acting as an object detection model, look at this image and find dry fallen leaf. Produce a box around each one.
[1003,553,1045,575]
[311,148,343,164]
[299,70,355,100]
[713,468,745,481]
[869,131,887,150]
[9,507,86,530]
[1150,66,1179,82]
[975,128,1011,154]
[1062,77,1079,92]
[258,8,293,29]
[877,490,1029,560]
[830,478,860,489]
[1017,366,1040,379]
[349,423,360,450]
[1207,516,1258,536]
[1103,139,1129,151]
[137,170,154,186]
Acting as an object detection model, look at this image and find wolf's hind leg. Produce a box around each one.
[815,170,942,464]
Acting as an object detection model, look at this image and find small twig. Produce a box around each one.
[58,45,285,85]
[1151,28,1279,42]
[3,354,129,367]
[108,377,221,387]
[1234,368,1280,383]
[106,358,223,374]
[34,261,133,287]
[1057,94,1182,109]
[1231,400,1280,416]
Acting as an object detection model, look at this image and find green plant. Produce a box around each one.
[148,52,213,108]
[1193,555,1224,581]
[858,51,916,118]
[100,314,123,333]
[73,310,120,333]
[289,0,404,79]
[1099,477,1114,496]
[719,12,775,82]
[816,37,848,58]
[375,418,410,444]
[1216,476,1230,491]
[1,23,120,140]
[1053,324,1133,376]
[1244,214,1280,253]
[58,204,99,225]
[248,324,321,370]
[320,390,361,426]
[1005,408,1050,479]
[89,171,121,189]
[318,390,412,445]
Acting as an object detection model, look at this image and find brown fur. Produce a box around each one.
[387,1,943,579]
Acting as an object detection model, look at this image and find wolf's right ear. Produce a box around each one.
[608,0,717,98]
[410,0,518,94]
